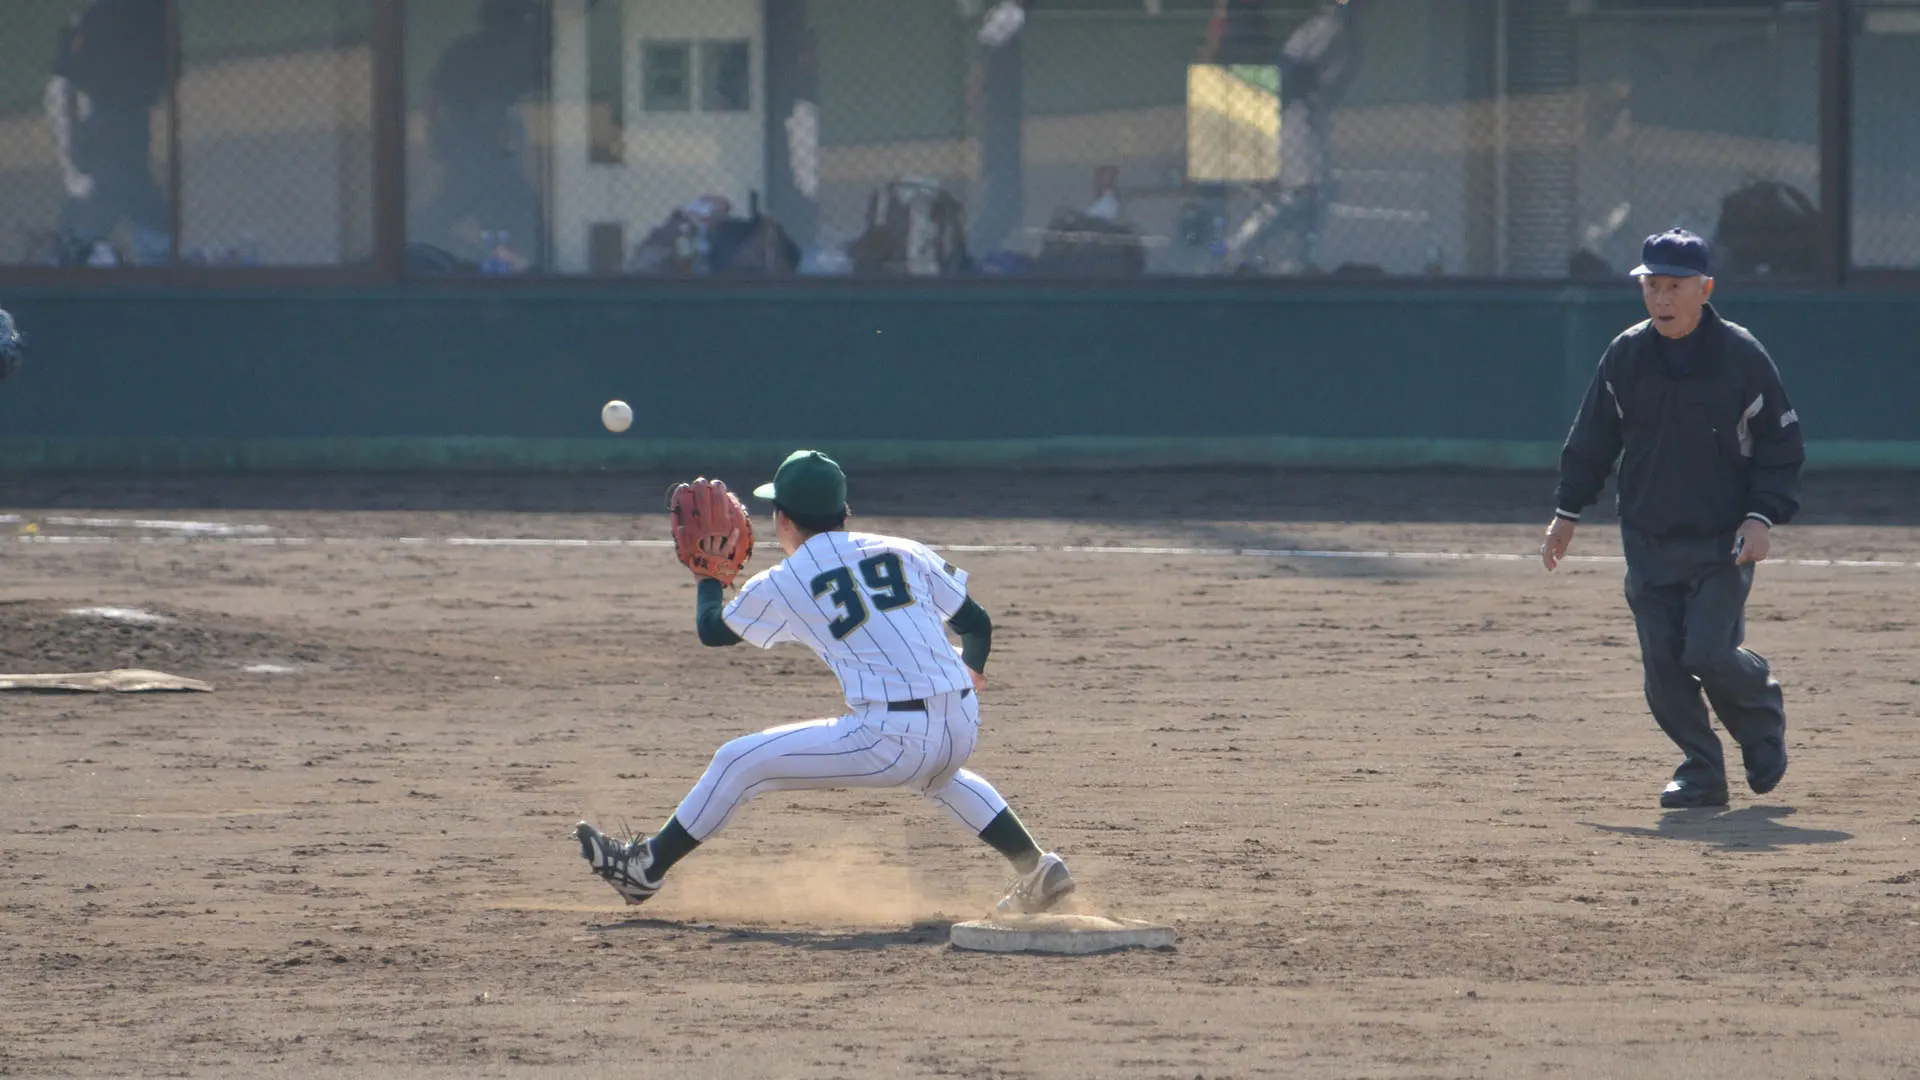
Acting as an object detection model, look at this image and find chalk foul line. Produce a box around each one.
[9,530,1918,570]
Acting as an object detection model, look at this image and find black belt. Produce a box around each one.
[886,688,971,712]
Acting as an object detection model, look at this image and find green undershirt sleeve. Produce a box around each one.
[946,597,992,673]
[696,578,744,647]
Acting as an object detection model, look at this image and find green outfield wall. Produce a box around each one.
[1,285,1917,472]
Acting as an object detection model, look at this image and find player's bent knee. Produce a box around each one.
[1680,642,1742,682]
[707,734,761,774]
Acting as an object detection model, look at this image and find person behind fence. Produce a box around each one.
[1542,229,1803,811]
[1220,0,1358,273]
[415,0,547,272]
[44,0,170,264]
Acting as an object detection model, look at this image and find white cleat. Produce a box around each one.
[995,852,1075,916]
[575,822,662,906]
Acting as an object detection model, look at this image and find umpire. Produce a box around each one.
[1542,228,1804,809]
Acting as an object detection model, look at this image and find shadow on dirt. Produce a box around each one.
[1583,805,1853,851]
[588,917,956,952]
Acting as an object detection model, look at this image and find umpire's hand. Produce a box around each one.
[1541,515,1576,571]
[1733,518,1771,565]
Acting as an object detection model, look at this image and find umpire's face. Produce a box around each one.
[1640,273,1714,340]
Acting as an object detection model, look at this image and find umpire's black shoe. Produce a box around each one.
[1660,777,1730,809]
[1742,736,1788,796]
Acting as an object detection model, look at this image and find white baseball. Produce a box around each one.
[601,400,633,433]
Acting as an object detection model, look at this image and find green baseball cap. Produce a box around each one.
[752,449,847,518]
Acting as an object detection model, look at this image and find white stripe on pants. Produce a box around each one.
[673,689,1010,842]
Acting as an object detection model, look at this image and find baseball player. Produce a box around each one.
[576,450,1075,917]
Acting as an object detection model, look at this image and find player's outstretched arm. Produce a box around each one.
[695,579,744,647]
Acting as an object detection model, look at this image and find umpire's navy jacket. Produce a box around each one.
[1555,303,1804,537]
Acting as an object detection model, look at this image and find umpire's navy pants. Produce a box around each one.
[1622,528,1787,786]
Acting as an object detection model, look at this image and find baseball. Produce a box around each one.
[601,400,633,433]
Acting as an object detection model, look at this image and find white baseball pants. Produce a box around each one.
[672,688,1011,841]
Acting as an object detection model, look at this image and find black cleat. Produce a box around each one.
[1743,736,1788,796]
[1660,778,1730,810]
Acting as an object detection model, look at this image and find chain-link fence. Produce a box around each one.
[0,0,373,268]
[0,0,167,266]
[3,0,1918,277]
[1853,1,1920,271]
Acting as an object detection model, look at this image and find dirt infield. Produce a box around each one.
[4,469,1920,1078]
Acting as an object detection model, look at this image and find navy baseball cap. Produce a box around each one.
[1630,229,1711,278]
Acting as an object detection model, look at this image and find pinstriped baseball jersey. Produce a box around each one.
[722,531,973,709]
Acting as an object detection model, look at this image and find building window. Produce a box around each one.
[642,40,692,113]
[701,39,752,113]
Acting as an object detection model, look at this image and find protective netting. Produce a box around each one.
[1,0,1915,277]
[0,0,372,268]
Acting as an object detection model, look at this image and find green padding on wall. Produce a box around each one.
[1803,441,1920,470]
[1,436,1912,474]
[5,286,1919,461]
